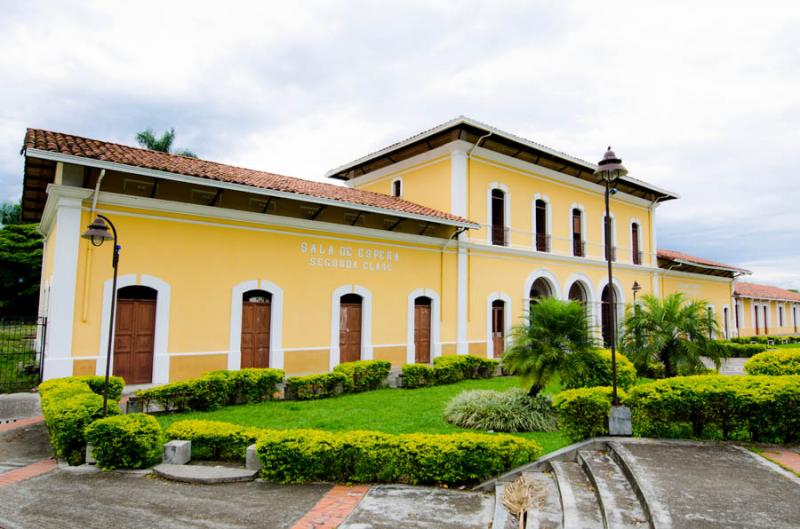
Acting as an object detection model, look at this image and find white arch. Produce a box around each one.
[229,279,285,371]
[564,272,599,336]
[486,292,513,358]
[531,193,552,252]
[523,269,563,305]
[330,285,373,370]
[98,273,171,385]
[569,202,587,257]
[406,288,442,364]
[486,182,510,245]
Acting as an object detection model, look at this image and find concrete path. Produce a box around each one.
[0,392,41,420]
[0,418,52,475]
[339,485,493,529]
[701,357,747,375]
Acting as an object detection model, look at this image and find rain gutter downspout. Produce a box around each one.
[81,169,106,322]
[441,227,468,322]
[465,132,492,322]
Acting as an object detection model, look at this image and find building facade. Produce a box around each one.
[20,117,794,386]
[733,282,800,338]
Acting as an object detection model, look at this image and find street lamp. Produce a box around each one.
[81,215,120,417]
[632,281,642,304]
[595,147,628,410]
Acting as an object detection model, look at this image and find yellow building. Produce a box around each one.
[20,117,783,386]
[733,282,800,338]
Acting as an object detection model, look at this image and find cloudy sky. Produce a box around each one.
[1,0,797,288]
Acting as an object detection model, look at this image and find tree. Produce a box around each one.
[135,128,197,158]
[503,297,594,396]
[0,223,43,317]
[620,292,726,377]
[0,201,21,225]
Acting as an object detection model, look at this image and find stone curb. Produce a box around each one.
[153,463,258,484]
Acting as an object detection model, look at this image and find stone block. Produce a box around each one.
[86,443,97,465]
[125,397,143,414]
[246,444,261,471]
[609,405,632,436]
[163,440,191,465]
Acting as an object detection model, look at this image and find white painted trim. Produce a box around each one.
[228,279,285,371]
[42,196,83,380]
[660,268,736,284]
[486,182,510,245]
[569,203,587,257]
[406,288,442,364]
[456,245,468,354]
[450,147,468,218]
[486,292,513,358]
[329,285,373,370]
[531,194,552,251]
[97,274,171,385]
[564,273,599,337]
[523,269,562,305]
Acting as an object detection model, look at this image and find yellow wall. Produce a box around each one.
[661,274,733,336]
[356,157,452,214]
[737,298,800,337]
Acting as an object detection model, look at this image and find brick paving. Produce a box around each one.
[0,416,43,433]
[289,484,369,529]
[0,458,56,486]
[761,449,800,474]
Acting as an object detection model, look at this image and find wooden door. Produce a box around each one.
[414,304,431,363]
[241,301,270,368]
[763,306,769,335]
[340,303,362,363]
[492,303,505,358]
[114,299,155,384]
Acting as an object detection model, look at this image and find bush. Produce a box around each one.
[637,362,665,379]
[560,349,636,390]
[136,368,285,411]
[432,355,499,385]
[552,386,627,443]
[84,414,162,470]
[730,335,800,345]
[745,350,800,376]
[625,375,800,443]
[400,364,436,388]
[443,388,557,432]
[164,420,261,460]
[73,375,125,402]
[39,377,122,465]
[285,372,348,400]
[256,428,541,486]
[715,341,769,358]
[333,360,391,393]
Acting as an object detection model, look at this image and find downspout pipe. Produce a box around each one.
[81,169,106,322]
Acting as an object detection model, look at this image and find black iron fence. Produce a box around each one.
[0,317,46,393]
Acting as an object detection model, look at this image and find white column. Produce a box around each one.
[42,197,83,380]
[456,243,468,355]
[450,148,468,218]
[649,203,659,267]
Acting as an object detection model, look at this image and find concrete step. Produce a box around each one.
[578,450,650,529]
[492,482,515,529]
[521,471,562,529]
[153,463,258,484]
[549,460,603,529]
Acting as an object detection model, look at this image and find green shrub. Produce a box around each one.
[443,388,557,432]
[625,375,800,442]
[73,376,125,402]
[730,335,800,345]
[84,414,161,470]
[714,341,769,358]
[256,428,541,486]
[39,377,122,465]
[400,364,436,388]
[636,362,665,379]
[136,368,285,411]
[745,350,800,376]
[552,386,627,443]
[333,360,391,393]
[285,372,348,400]
[433,355,499,384]
[560,349,636,390]
[164,420,261,460]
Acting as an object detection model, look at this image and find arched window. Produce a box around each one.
[600,285,618,347]
[115,285,158,384]
[491,189,507,246]
[572,208,584,257]
[241,290,271,369]
[339,293,363,363]
[392,178,402,197]
[778,305,784,327]
[530,277,554,302]
[568,282,588,304]
[631,222,642,265]
[534,199,549,252]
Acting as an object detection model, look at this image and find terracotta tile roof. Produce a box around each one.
[657,249,750,273]
[735,282,800,302]
[23,128,476,227]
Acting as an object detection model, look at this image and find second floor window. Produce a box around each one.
[534,199,548,252]
[491,189,507,246]
[392,178,402,197]
[604,215,616,261]
[632,222,642,264]
[572,208,584,257]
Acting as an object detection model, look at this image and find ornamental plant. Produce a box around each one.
[443,388,557,432]
[745,349,800,376]
[552,386,627,442]
[84,414,162,470]
[560,348,637,390]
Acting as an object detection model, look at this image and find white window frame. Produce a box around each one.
[391,177,403,198]
[486,182,510,245]
[531,193,551,252]
[330,285,373,370]
[630,218,643,264]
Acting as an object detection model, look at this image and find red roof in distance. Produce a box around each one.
[734,282,800,302]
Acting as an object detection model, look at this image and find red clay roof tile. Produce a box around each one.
[657,249,749,273]
[734,282,800,302]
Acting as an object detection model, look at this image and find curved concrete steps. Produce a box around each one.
[550,460,604,528]
[578,450,649,529]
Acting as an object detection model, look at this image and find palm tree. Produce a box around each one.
[135,128,197,158]
[503,297,594,396]
[620,292,726,377]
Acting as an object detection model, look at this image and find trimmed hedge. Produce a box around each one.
[401,355,499,389]
[400,364,436,388]
[39,377,122,465]
[560,349,637,391]
[135,368,285,412]
[552,386,627,443]
[73,376,125,402]
[164,420,261,460]
[333,360,391,393]
[256,428,541,485]
[715,341,769,358]
[626,375,800,442]
[745,349,800,376]
[285,372,348,400]
[84,414,162,470]
[730,335,800,345]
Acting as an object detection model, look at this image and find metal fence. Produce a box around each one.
[0,317,47,393]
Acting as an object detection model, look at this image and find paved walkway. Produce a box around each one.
[761,448,800,475]
[290,484,369,529]
[0,417,54,485]
[701,357,748,375]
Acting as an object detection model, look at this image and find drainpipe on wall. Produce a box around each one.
[81,169,106,322]
[464,133,492,324]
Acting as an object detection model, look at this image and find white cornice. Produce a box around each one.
[660,268,735,284]
[39,186,92,234]
[25,148,478,230]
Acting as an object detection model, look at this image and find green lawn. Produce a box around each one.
[155,376,570,454]
[773,342,800,349]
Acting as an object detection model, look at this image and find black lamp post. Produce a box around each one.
[595,147,628,406]
[81,215,119,417]
[632,281,642,304]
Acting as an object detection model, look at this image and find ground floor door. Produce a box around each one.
[114,299,155,384]
[492,301,505,357]
[241,301,270,368]
[340,302,362,363]
[414,302,431,363]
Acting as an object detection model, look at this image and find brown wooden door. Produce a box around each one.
[492,303,505,358]
[114,299,155,384]
[414,304,431,363]
[340,303,362,363]
[241,301,270,368]
[764,306,769,335]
